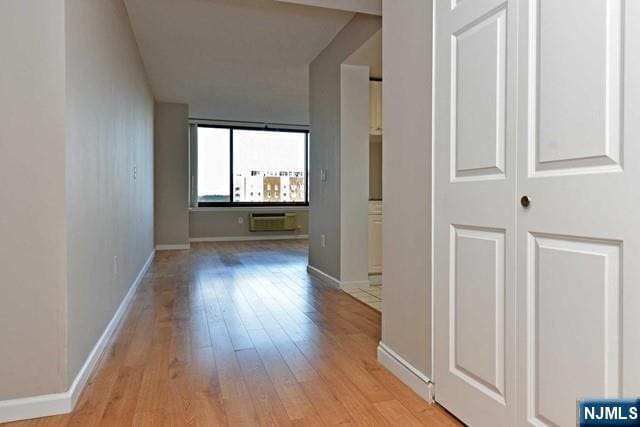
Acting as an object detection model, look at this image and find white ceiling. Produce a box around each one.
[124,0,355,124]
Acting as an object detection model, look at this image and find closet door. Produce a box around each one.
[433,0,518,425]
[516,1,640,425]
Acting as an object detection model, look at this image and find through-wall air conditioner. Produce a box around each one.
[249,212,297,232]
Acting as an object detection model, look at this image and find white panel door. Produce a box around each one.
[434,0,518,425]
[516,1,640,425]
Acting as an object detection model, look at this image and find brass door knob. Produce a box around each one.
[521,196,531,208]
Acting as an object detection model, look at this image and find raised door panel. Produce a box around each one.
[529,0,623,176]
[451,226,506,402]
[526,235,621,426]
[452,7,506,181]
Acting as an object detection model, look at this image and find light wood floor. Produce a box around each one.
[7,240,459,426]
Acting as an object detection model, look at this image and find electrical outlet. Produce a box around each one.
[133,165,137,180]
[320,168,327,182]
[238,216,244,224]
[321,234,326,248]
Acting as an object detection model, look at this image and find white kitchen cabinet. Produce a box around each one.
[369,81,382,135]
[368,201,382,274]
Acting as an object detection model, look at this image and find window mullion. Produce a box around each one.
[190,124,199,208]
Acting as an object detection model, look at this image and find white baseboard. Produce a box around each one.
[68,250,154,407]
[339,280,372,290]
[377,342,434,403]
[155,243,190,251]
[0,393,70,425]
[190,234,308,242]
[306,265,341,289]
[306,265,370,290]
[0,250,155,424]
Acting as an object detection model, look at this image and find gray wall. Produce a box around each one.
[65,0,155,384]
[154,102,190,247]
[190,210,308,239]
[308,14,381,279]
[339,64,371,283]
[381,0,434,377]
[154,104,309,242]
[0,0,68,399]
[0,0,154,400]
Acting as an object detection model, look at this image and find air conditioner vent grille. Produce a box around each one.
[249,212,297,232]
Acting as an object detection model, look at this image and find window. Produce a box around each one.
[192,124,308,207]
[197,127,230,203]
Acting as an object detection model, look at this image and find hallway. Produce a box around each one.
[8,241,458,426]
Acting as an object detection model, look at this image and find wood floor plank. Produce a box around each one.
[206,322,259,427]
[295,339,391,427]
[5,240,459,427]
[245,328,323,425]
[298,379,355,426]
[373,400,425,427]
[235,348,293,427]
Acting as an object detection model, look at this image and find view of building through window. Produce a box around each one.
[233,130,306,203]
[196,126,307,205]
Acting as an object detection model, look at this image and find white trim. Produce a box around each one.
[339,280,372,290]
[68,250,154,407]
[377,342,435,403]
[306,265,341,289]
[0,250,155,424]
[0,393,70,424]
[306,265,370,290]
[190,235,308,243]
[368,273,382,285]
[190,206,309,213]
[155,243,190,251]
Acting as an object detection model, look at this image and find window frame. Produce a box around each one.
[191,123,309,208]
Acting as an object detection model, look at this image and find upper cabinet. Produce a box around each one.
[369,81,382,135]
